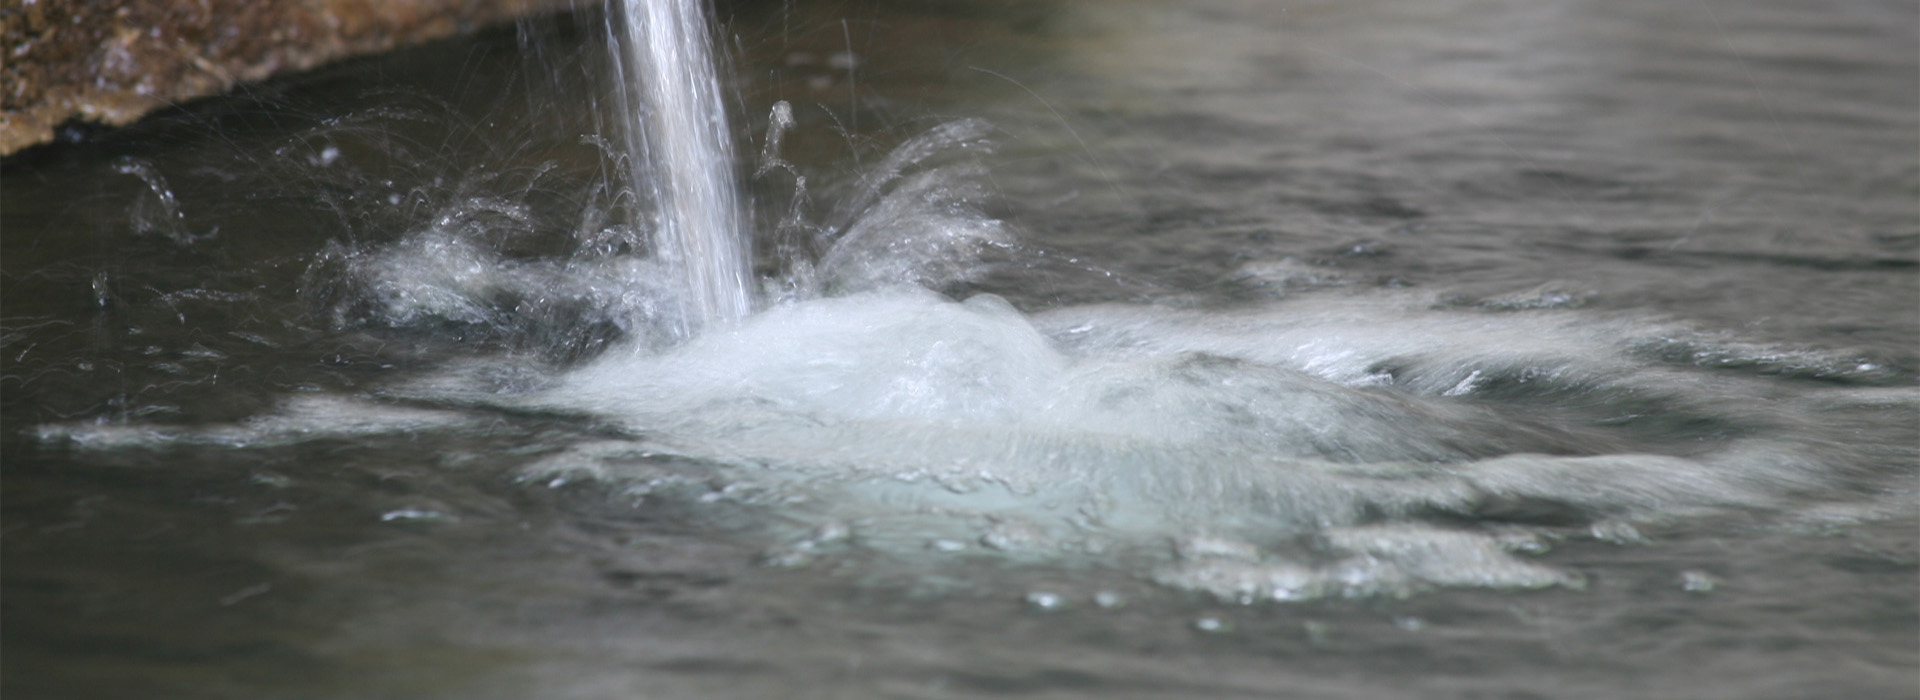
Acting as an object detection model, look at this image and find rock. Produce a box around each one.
[0,0,596,155]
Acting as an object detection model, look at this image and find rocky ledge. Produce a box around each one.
[2,0,595,155]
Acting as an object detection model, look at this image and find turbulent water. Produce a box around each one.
[3,1,1915,698]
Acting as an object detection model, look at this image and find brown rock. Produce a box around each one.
[0,0,599,155]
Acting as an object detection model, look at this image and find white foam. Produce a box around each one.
[42,283,1902,599]
[440,287,1889,597]
[36,394,477,449]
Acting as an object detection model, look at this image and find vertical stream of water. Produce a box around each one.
[614,0,752,338]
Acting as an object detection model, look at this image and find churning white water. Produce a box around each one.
[424,282,1898,600]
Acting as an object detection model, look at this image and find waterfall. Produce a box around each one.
[612,0,752,339]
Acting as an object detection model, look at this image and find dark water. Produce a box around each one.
[4,1,1916,698]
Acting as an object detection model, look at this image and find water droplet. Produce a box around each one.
[1393,615,1426,631]
[1093,591,1125,609]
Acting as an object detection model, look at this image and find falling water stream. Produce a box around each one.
[614,0,753,336]
[3,0,1915,698]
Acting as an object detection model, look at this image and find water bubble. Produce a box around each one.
[1591,520,1647,545]
[759,546,817,569]
[1680,570,1719,593]
[980,519,1051,552]
[1024,591,1067,611]
[218,583,272,607]
[249,472,294,489]
[380,509,452,523]
[91,272,112,308]
[1194,616,1232,633]
[810,521,852,544]
[1175,535,1263,563]
[181,344,228,361]
[1302,621,1330,647]
[1492,527,1555,555]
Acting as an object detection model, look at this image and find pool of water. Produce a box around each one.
[4,1,1916,698]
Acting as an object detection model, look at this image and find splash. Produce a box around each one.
[42,138,1917,603]
[448,285,1906,600]
[33,0,1916,607]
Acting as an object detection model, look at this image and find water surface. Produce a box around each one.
[4,1,1916,698]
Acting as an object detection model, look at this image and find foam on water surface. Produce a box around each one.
[47,274,1880,602]
[477,286,1880,560]
[37,129,1917,598]
[33,107,1916,604]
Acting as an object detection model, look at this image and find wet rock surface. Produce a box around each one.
[0,0,594,155]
